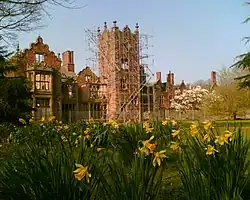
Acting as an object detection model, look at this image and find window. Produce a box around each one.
[35,73,50,90]
[35,54,44,63]
[90,85,99,98]
[160,95,163,105]
[120,78,127,90]
[36,98,50,108]
[85,75,91,82]
[121,58,129,69]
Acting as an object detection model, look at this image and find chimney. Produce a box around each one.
[62,51,75,72]
[210,71,217,85]
[112,21,118,30]
[170,72,174,86]
[167,72,171,89]
[180,80,186,92]
[156,72,161,82]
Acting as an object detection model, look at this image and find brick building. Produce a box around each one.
[12,22,217,122]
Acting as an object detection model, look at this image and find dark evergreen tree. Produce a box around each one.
[0,48,33,123]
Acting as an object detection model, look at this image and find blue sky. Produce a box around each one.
[17,0,250,84]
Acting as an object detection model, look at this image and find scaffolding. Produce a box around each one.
[84,22,154,122]
[84,26,99,75]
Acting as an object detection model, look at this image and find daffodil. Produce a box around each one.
[84,128,90,135]
[215,135,228,146]
[88,118,94,124]
[143,121,153,133]
[153,150,167,167]
[170,142,179,152]
[63,125,69,130]
[73,164,91,182]
[203,121,212,130]
[83,128,91,140]
[190,124,198,137]
[205,145,218,156]
[172,130,180,138]
[29,118,34,124]
[108,120,119,129]
[224,130,233,141]
[48,116,55,122]
[171,120,177,126]
[19,118,26,125]
[75,139,80,145]
[40,116,45,122]
[97,147,105,152]
[61,135,68,142]
[139,136,156,156]
[162,120,168,126]
[78,135,82,139]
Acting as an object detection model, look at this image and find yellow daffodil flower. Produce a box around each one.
[84,128,90,135]
[170,142,179,152]
[75,139,80,145]
[108,119,119,129]
[48,116,55,122]
[97,148,105,152]
[63,125,69,130]
[171,120,177,126]
[162,120,168,126]
[203,121,212,130]
[215,135,228,146]
[153,150,167,167]
[190,124,198,137]
[224,130,233,141]
[88,118,94,124]
[143,121,153,133]
[139,136,156,156]
[29,118,34,124]
[172,130,180,138]
[61,135,68,142]
[73,164,91,182]
[19,118,26,125]
[205,145,218,156]
[40,116,45,122]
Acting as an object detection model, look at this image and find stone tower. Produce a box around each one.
[97,21,141,121]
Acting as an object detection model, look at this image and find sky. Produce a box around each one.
[17,0,250,84]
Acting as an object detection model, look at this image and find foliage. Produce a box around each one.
[201,68,250,119]
[180,122,250,200]
[170,86,209,113]
[0,119,175,200]
[0,0,84,42]
[0,118,249,199]
[230,2,250,89]
[0,49,32,123]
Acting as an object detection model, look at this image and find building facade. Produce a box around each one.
[97,21,141,121]
[12,22,217,122]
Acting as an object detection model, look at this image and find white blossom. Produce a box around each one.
[170,86,210,113]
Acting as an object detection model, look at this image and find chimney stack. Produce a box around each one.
[170,72,174,86]
[210,71,217,86]
[62,51,75,72]
[156,72,161,82]
[167,72,171,90]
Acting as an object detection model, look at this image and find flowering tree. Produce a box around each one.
[201,68,250,119]
[170,86,209,113]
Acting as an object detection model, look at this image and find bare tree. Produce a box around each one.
[0,0,85,43]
